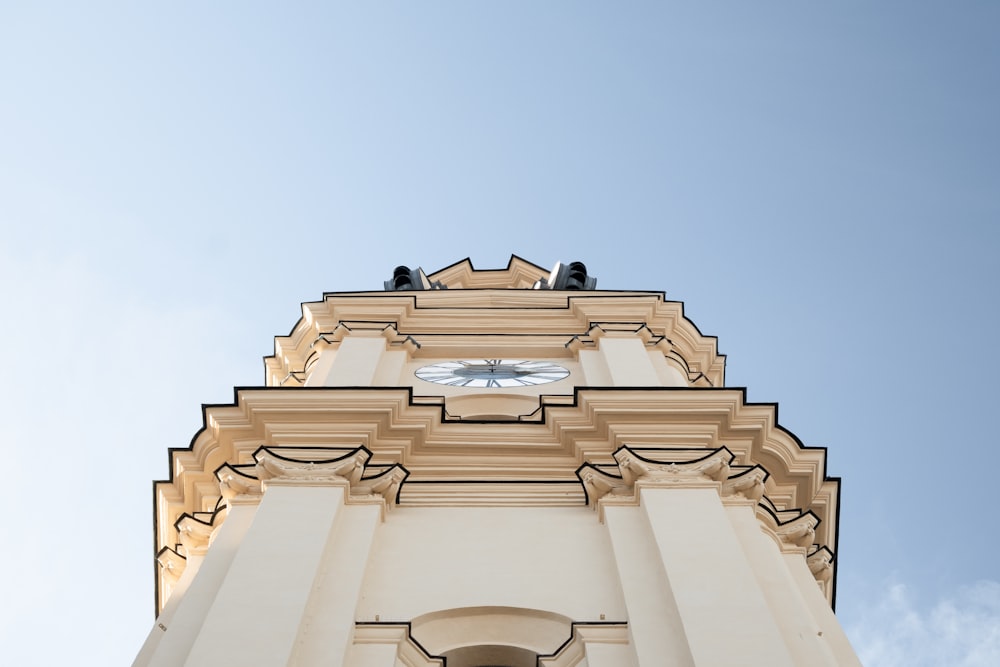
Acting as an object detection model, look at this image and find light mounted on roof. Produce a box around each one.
[384,265,446,291]
[533,261,597,290]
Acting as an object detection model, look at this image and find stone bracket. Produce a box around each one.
[174,505,227,556]
[155,546,186,586]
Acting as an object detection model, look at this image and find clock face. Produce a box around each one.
[415,359,570,388]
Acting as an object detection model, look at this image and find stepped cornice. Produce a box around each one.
[265,290,724,388]
[154,386,839,597]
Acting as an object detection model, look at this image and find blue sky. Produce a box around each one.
[1,3,998,665]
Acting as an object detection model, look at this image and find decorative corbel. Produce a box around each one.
[254,448,368,486]
[807,546,835,584]
[776,512,819,549]
[352,465,409,510]
[216,463,263,503]
[175,514,216,556]
[248,446,408,513]
[614,446,733,487]
[576,463,630,504]
[722,465,768,503]
[156,547,186,586]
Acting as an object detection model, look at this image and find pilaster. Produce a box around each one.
[581,447,813,666]
[724,498,840,665]
[135,480,260,667]
[567,323,689,386]
[602,504,695,666]
[302,322,418,387]
[178,447,406,667]
[781,546,861,666]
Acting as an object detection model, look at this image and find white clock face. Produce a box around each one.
[415,359,570,388]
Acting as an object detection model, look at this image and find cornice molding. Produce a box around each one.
[153,387,839,612]
[156,387,837,554]
[265,290,725,389]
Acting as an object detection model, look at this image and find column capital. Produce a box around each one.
[578,446,739,521]
[312,321,420,354]
[616,446,733,488]
[239,446,408,513]
[254,447,368,487]
[578,446,738,507]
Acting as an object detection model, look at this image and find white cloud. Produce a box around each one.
[848,579,1000,667]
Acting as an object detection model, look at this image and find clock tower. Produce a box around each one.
[133,256,861,666]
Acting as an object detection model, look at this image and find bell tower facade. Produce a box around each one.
[134,256,860,666]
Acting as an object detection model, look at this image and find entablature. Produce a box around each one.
[154,386,838,596]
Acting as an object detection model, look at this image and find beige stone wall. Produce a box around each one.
[357,506,626,624]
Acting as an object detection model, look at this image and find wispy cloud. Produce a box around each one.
[848,579,1000,667]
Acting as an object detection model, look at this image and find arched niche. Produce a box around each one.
[442,644,537,667]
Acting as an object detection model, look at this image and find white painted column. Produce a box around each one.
[135,502,258,667]
[603,504,694,666]
[577,349,612,385]
[649,351,689,386]
[307,335,388,386]
[595,335,659,386]
[784,553,863,667]
[725,503,839,666]
[305,326,413,388]
[132,552,197,667]
[292,503,383,664]
[639,486,796,666]
[182,482,351,667]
